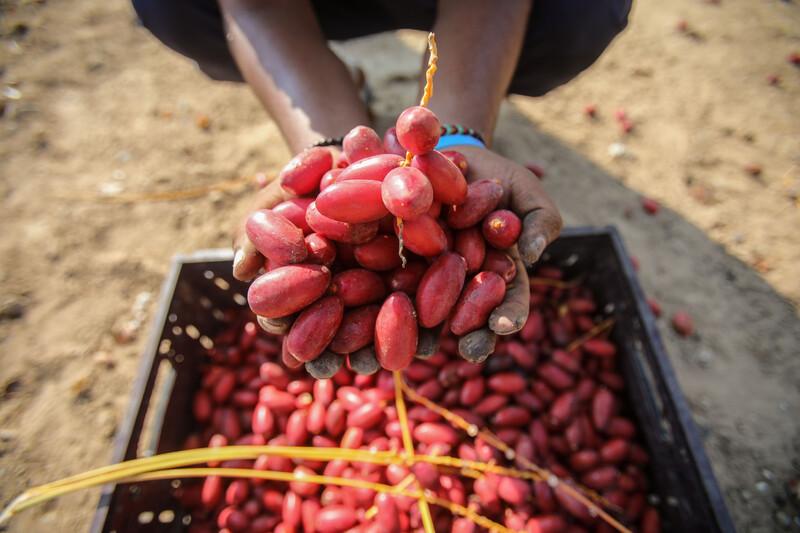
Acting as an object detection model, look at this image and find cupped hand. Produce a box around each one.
[449,144,563,362]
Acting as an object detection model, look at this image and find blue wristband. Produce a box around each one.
[435,134,486,151]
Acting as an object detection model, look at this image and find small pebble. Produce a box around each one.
[779,402,789,412]
[0,295,26,320]
[2,86,21,100]
[98,182,124,196]
[755,481,769,493]
[762,469,774,480]
[692,347,715,368]
[608,142,629,158]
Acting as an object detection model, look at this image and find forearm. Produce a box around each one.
[425,0,533,146]
[219,0,370,154]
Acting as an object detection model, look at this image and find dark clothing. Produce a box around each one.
[132,0,632,97]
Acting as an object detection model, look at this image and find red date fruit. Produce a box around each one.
[395,105,440,155]
[305,201,379,244]
[247,264,331,318]
[411,150,469,205]
[272,198,314,236]
[331,268,386,307]
[315,179,388,223]
[441,149,469,176]
[245,209,308,265]
[319,167,342,191]
[481,247,517,282]
[482,209,522,249]
[671,310,694,336]
[583,338,617,358]
[279,146,333,196]
[385,261,427,295]
[304,233,337,267]
[487,372,526,394]
[415,252,468,328]
[447,180,504,229]
[343,125,386,164]
[381,166,434,220]
[383,126,406,157]
[375,292,418,371]
[286,295,344,362]
[336,153,405,182]
[413,422,459,446]
[328,305,379,354]
[394,214,447,257]
[454,227,486,275]
[449,271,506,335]
[353,234,402,271]
[316,506,358,533]
[592,388,616,431]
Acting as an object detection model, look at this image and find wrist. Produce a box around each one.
[436,123,487,151]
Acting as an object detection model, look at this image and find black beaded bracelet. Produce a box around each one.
[439,124,485,144]
[305,136,344,150]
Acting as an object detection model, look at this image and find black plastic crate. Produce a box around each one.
[90,226,736,533]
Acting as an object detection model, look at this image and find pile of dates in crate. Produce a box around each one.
[179,266,660,533]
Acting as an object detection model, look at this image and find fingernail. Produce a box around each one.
[233,248,244,274]
[495,316,514,332]
[531,235,547,262]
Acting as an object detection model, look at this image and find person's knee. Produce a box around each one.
[131,0,243,82]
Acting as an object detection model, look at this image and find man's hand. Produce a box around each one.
[449,144,563,362]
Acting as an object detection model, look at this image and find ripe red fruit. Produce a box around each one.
[790,52,800,65]
[613,107,627,121]
[620,119,634,133]
[743,163,762,177]
[482,210,522,250]
[671,311,694,337]
[395,106,440,156]
[381,166,434,220]
[525,162,546,179]
[647,298,663,318]
[440,150,469,176]
[382,126,407,157]
[641,198,660,215]
[583,103,597,117]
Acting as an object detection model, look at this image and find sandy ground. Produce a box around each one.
[0,0,799,531]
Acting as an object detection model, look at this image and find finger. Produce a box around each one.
[305,350,346,379]
[348,346,381,375]
[256,314,295,335]
[458,327,497,363]
[518,207,563,265]
[232,179,292,280]
[504,170,563,264]
[488,247,530,335]
[416,323,444,360]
